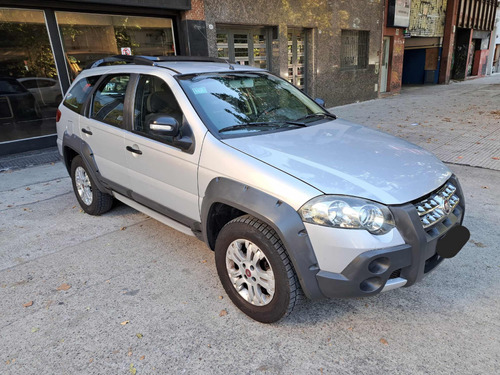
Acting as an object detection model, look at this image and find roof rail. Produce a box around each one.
[86,55,233,69]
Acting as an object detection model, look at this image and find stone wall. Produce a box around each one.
[202,0,384,106]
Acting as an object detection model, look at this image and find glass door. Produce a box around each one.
[216,27,270,69]
[287,29,306,90]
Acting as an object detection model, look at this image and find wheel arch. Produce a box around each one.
[200,177,325,300]
[62,132,111,195]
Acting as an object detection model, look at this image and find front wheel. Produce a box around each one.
[70,155,113,216]
[215,215,301,323]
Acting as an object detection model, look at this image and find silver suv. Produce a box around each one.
[56,56,470,323]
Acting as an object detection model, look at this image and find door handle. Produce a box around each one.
[81,128,92,135]
[126,146,142,155]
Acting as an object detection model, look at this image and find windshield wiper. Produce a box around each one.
[218,121,306,133]
[295,112,337,122]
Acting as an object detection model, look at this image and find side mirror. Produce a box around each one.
[148,115,179,137]
[314,98,326,107]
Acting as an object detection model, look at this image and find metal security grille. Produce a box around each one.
[216,28,270,68]
[340,30,369,70]
[287,29,306,90]
[457,0,497,31]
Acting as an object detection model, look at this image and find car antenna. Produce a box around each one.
[223,59,235,70]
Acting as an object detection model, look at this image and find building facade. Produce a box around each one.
[450,0,498,80]
[404,0,448,85]
[489,2,500,73]
[382,0,498,93]
[0,0,212,155]
[0,0,385,155]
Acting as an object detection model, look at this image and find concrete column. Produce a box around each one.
[439,0,460,84]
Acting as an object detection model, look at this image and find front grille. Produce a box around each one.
[414,182,460,229]
[389,269,401,279]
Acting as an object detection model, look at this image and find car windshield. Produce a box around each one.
[177,72,328,136]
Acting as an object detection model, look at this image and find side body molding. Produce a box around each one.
[62,132,111,195]
[200,177,325,300]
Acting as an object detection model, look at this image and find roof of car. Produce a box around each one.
[155,61,264,75]
[84,55,265,76]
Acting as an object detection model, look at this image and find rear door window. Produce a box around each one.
[90,75,130,128]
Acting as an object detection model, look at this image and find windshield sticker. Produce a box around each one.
[192,87,208,95]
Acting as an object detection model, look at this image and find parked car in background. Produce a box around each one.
[0,77,41,125]
[18,77,62,107]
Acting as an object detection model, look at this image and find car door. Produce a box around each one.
[122,73,201,224]
[79,74,130,191]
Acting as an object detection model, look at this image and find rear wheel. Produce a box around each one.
[215,215,301,323]
[70,155,113,215]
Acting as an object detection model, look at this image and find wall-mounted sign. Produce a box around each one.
[387,0,411,28]
[121,47,132,55]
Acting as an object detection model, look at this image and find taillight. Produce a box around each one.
[56,109,61,122]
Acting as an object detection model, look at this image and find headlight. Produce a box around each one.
[299,195,395,235]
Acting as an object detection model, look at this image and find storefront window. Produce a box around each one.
[0,9,61,142]
[56,12,176,80]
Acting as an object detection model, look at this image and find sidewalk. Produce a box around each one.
[0,147,60,172]
[331,74,500,171]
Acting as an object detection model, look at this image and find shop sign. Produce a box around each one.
[387,0,411,28]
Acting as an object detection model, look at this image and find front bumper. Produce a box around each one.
[315,176,467,299]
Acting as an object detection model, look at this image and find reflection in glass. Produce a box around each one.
[218,48,229,58]
[178,72,325,136]
[0,9,61,142]
[217,34,228,44]
[56,12,176,80]
[234,34,248,44]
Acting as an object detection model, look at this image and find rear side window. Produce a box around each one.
[63,76,99,113]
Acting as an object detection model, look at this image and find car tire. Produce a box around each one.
[215,215,301,323]
[70,155,113,216]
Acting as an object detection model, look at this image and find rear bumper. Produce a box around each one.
[314,175,466,299]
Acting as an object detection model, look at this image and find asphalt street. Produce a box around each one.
[1,77,499,374]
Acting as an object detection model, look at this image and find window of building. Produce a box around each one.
[56,12,176,80]
[340,30,369,70]
[0,8,61,143]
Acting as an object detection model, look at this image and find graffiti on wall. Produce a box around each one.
[408,0,447,37]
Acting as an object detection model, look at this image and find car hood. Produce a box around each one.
[222,119,452,205]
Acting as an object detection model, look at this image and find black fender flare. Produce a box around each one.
[200,177,325,300]
[62,131,111,195]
